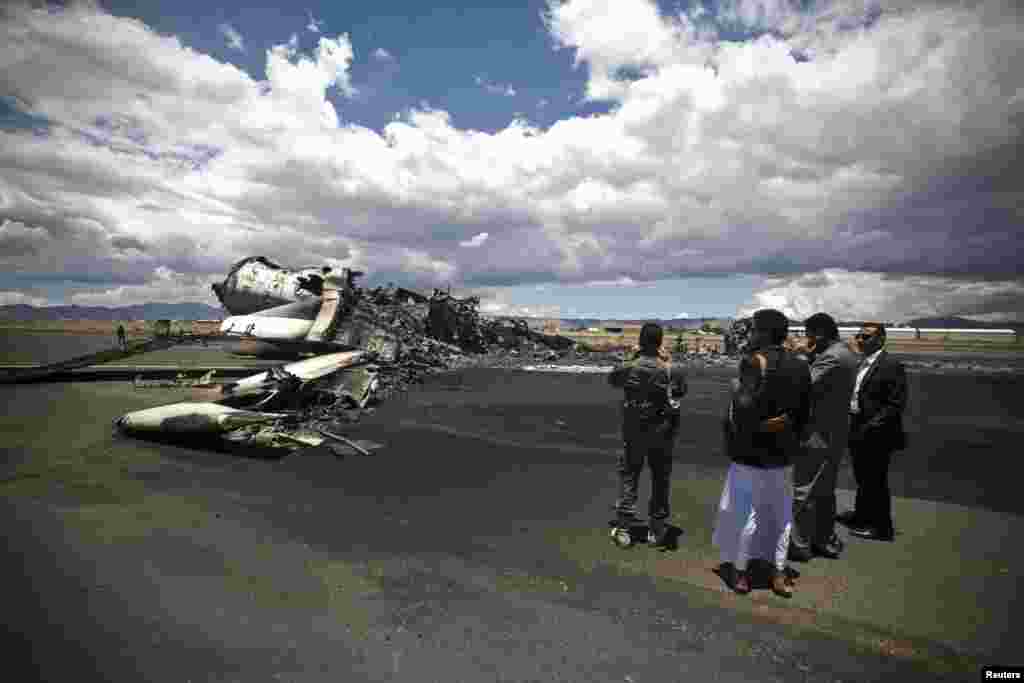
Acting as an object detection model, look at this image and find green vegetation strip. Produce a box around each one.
[0,382,383,637]
[538,474,1006,678]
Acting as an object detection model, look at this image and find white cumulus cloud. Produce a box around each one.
[68,266,221,307]
[739,269,1024,323]
[306,11,324,33]
[0,290,50,307]
[218,23,245,52]
[0,0,1019,319]
[459,232,490,248]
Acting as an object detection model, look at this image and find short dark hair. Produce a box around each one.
[753,309,789,345]
[638,322,664,353]
[804,312,839,340]
[862,322,886,339]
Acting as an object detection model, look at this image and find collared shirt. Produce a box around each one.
[850,348,883,413]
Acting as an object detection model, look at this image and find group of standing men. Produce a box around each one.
[608,309,908,598]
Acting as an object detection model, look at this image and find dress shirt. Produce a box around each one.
[850,348,883,414]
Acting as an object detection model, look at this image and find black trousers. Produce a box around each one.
[849,441,894,535]
[615,431,674,527]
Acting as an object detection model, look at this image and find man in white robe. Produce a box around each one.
[713,309,811,597]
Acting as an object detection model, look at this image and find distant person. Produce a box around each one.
[607,323,687,548]
[116,323,127,350]
[713,309,811,597]
[788,313,858,562]
[839,323,908,541]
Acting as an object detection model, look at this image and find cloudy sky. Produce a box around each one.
[1,0,1021,321]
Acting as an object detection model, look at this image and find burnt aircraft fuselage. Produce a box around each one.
[212,256,323,316]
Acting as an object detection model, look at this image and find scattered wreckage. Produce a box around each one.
[117,351,381,457]
[115,256,576,456]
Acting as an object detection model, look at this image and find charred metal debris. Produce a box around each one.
[116,262,577,456]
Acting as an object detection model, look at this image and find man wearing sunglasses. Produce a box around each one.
[839,323,908,541]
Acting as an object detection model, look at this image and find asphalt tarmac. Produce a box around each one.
[2,365,1021,682]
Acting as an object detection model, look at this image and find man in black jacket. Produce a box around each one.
[608,323,688,548]
[713,309,811,597]
[839,323,908,541]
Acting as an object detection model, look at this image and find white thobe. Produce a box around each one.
[712,463,794,571]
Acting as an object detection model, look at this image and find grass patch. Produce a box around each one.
[542,473,998,679]
[493,569,573,595]
[0,382,191,507]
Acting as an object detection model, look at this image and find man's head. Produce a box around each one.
[638,322,664,356]
[751,309,789,348]
[855,322,886,355]
[804,312,839,346]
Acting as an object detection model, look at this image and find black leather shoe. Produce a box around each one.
[812,543,842,559]
[848,526,894,542]
[814,532,845,558]
[836,510,861,527]
[787,545,814,562]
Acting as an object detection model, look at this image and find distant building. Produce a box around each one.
[791,326,1017,339]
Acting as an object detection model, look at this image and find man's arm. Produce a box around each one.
[810,348,842,389]
[671,363,688,399]
[791,359,813,437]
[730,354,765,434]
[865,361,907,430]
[805,349,839,419]
[607,359,634,388]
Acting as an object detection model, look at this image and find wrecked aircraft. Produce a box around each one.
[116,350,381,456]
[211,255,574,358]
[211,256,325,316]
[120,256,576,456]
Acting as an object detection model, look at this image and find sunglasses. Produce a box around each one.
[855,332,879,340]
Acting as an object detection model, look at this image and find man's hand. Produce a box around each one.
[658,346,672,362]
[759,415,790,433]
[751,351,768,372]
[787,337,815,355]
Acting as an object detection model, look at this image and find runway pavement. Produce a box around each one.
[1,365,1021,682]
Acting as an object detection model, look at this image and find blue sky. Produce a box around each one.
[0,0,1021,321]
[100,1,604,134]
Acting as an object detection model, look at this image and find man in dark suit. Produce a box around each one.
[839,323,908,541]
[789,313,859,561]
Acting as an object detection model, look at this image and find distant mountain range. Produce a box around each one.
[0,303,226,321]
